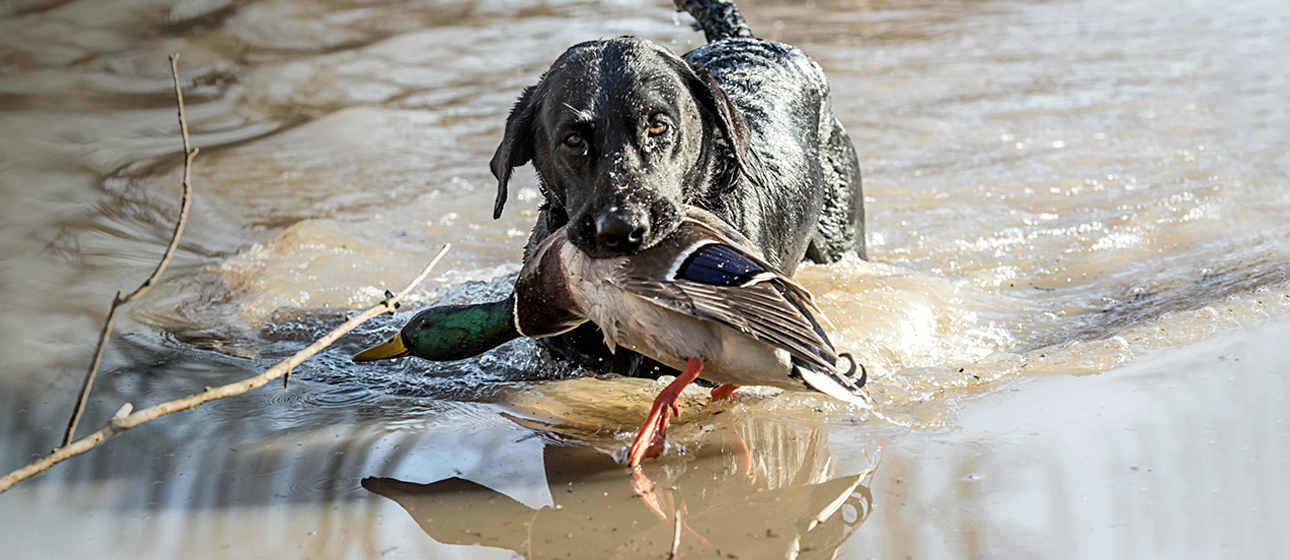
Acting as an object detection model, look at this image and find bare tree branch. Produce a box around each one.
[2,244,451,494]
[62,53,198,447]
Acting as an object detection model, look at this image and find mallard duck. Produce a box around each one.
[354,206,870,466]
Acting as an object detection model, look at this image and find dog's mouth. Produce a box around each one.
[642,201,684,249]
[567,200,684,259]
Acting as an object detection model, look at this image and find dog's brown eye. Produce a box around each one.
[648,121,669,136]
[563,134,584,148]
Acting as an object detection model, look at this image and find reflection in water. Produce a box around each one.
[364,423,876,559]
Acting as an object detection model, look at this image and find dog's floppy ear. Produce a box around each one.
[490,85,540,219]
[677,61,760,186]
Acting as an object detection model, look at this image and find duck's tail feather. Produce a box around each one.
[795,354,909,425]
[792,352,870,407]
[839,352,866,388]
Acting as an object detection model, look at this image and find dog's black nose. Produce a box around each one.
[595,209,648,254]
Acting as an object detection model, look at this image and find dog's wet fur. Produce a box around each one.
[490,0,865,376]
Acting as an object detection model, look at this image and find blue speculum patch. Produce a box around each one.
[676,243,765,286]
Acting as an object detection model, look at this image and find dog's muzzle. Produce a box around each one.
[593,206,650,255]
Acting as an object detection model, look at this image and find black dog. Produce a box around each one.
[490,0,866,375]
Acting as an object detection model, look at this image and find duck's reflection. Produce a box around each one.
[363,419,877,559]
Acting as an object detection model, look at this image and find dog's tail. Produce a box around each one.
[674,0,755,42]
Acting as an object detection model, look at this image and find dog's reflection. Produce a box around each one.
[362,421,876,559]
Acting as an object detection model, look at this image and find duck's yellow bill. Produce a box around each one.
[352,335,410,362]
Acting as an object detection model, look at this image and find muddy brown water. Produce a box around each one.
[2,0,1288,558]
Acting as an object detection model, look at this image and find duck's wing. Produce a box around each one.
[682,206,764,257]
[614,222,840,372]
[514,230,588,338]
[676,209,834,330]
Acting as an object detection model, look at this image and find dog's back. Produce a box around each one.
[675,0,866,270]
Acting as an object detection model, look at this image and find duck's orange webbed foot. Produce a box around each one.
[709,384,741,401]
[627,357,705,467]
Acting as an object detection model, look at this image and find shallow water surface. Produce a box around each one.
[1,0,1288,558]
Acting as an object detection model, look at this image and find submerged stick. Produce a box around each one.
[62,53,198,447]
[1,244,450,494]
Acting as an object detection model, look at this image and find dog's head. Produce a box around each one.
[490,37,753,258]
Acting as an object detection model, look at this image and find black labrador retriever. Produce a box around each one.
[490,0,866,376]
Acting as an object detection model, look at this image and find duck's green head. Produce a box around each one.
[352,297,519,363]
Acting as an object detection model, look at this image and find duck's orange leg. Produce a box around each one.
[709,384,741,400]
[628,357,704,466]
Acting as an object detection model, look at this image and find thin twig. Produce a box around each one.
[62,53,197,447]
[1,244,450,494]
